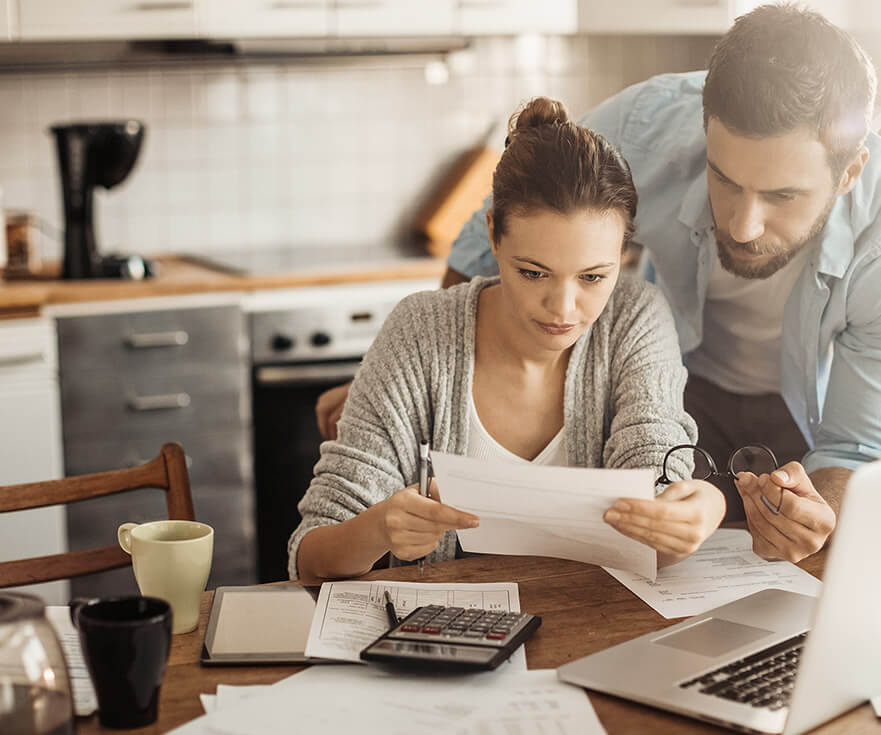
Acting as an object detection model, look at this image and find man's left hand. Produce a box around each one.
[736,461,836,563]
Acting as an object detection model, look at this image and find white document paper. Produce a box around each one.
[202,666,604,735]
[430,450,657,580]
[201,684,272,714]
[45,605,98,717]
[871,694,881,718]
[304,580,526,669]
[603,528,822,618]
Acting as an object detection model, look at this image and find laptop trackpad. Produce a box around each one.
[652,618,773,658]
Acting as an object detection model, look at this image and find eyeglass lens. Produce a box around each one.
[664,446,714,481]
[729,445,776,476]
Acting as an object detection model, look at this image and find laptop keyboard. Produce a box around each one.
[679,632,807,710]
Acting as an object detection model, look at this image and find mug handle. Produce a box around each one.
[69,597,99,629]
[118,522,138,554]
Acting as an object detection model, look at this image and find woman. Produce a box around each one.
[290,98,725,583]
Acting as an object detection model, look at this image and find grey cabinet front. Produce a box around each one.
[57,304,256,598]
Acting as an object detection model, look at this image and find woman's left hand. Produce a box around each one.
[603,479,726,567]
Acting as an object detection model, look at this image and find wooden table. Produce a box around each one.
[76,553,881,735]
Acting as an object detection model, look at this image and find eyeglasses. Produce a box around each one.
[656,443,783,514]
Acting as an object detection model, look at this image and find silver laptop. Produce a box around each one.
[558,460,881,735]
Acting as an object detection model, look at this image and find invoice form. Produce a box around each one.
[304,580,526,667]
[603,528,822,618]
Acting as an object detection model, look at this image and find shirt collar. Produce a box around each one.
[677,170,715,238]
[815,196,854,279]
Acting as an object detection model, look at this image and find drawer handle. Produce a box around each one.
[336,1,385,8]
[269,1,327,8]
[124,330,189,349]
[127,392,191,411]
[130,1,194,11]
[0,351,45,367]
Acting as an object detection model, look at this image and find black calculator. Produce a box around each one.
[360,604,541,670]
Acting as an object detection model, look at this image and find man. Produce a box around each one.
[318,4,881,564]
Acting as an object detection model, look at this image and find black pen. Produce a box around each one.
[383,590,398,629]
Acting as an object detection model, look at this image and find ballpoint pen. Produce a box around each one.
[417,440,430,577]
[383,590,399,629]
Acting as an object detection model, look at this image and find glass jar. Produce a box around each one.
[0,592,75,735]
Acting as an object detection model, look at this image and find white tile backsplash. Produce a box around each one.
[0,35,717,262]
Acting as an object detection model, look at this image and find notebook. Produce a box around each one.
[201,585,325,665]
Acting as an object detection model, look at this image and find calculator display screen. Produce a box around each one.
[370,638,497,664]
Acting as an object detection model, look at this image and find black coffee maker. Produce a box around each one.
[51,121,154,280]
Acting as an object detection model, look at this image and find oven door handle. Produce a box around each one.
[255,361,362,385]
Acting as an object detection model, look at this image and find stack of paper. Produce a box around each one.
[603,528,822,618]
[180,668,605,735]
[46,606,98,717]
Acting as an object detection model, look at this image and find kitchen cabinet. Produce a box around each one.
[335,0,455,37]
[200,0,331,39]
[578,0,732,34]
[17,0,198,41]
[458,0,577,35]
[15,0,577,41]
[0,318,68,605]
[56,303,256,599]
[578,0,879,34]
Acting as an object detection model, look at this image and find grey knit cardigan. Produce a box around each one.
[288,274,697,579]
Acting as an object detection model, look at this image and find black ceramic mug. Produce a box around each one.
[69,596,172,729]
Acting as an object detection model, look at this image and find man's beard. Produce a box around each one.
[713,197,835,279]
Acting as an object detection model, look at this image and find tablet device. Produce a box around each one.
[200,585,323,665]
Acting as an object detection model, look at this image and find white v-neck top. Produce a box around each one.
[466,390,569,466]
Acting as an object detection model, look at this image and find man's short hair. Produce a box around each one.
[703,2,877,178]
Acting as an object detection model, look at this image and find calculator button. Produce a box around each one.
[421,626,442,634]
[485,632,507,640]
[400,624,421,632]
[463,630,485,638]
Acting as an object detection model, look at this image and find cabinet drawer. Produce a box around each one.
[19,0,197,41]
[60,366,247,440]
[57,306,245,375]
[62,429,251,489]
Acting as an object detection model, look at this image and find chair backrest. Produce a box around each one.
[0,442,195,588]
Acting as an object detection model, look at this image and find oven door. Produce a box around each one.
[252,359,361,582]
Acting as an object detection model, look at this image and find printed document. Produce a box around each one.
[603,528,822,618]
[430,450,657,579]
[304,580,525,669]
[46,606,98,716]
[201,666,604,735]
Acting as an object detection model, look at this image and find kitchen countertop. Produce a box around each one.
[0,254,447,319]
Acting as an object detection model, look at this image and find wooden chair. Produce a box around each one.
[0,442,195,588]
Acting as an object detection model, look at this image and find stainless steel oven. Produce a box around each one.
[246,279,437,582]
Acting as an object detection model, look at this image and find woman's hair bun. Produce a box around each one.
[507,97,571,143]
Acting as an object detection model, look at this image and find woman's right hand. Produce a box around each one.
[375,480,480,561]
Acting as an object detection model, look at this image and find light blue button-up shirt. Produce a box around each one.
[447,71,881,474]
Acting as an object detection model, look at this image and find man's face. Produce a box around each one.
[705,118,841,279]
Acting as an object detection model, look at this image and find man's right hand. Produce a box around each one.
[374,480,480,561]
[315,381,352,440]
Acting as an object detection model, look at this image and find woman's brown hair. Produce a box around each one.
[490,97,638,245]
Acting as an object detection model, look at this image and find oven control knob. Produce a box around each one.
[271,334,295,352]
[310,331,332,347]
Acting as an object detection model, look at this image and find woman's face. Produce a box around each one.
[489,208,624,353]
